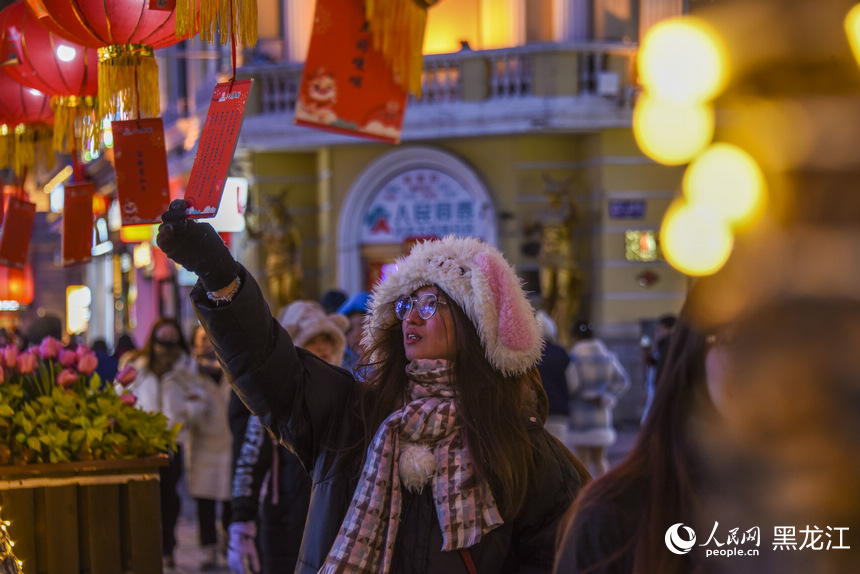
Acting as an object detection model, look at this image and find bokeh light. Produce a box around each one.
[683,143,767,228]
[638,17,728,104]
[845,4,860,66]
[633,94,714,165]
[661,200,734,276]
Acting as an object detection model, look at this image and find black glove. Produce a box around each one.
[156,199,240,292]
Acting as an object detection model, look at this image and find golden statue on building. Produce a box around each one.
[252,192,303,310]
[525,175,583,346]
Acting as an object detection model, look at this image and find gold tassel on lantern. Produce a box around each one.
[51,95,99,155]
[14,124,54,176]
[176,0,258,47]
[364,0,439,96]
[0,125,11,171]
[97,45,160,120]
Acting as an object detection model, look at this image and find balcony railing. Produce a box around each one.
[239,42,637,117]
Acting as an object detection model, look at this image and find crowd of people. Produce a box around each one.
[136,185,860,574]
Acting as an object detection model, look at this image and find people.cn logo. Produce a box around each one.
[665,523,697,554]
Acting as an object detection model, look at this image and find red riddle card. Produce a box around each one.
[294,0,408,144]
[112,118,171,226]
[184,79,253,220]
[0,197,36,268]
[62,182,94,267]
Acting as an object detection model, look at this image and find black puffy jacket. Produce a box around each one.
[193,267,588,573]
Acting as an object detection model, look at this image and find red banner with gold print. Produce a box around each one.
[295,0,408,144]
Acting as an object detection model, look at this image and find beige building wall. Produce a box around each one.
[250,129,686,332]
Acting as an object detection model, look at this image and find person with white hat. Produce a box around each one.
[157,200,588,574]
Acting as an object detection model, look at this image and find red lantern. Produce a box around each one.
[0,66,53,174]
[0,263,34,305]
[25,0,190,119]
[0,1,98,155]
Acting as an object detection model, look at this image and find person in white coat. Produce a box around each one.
[565,321,630,477]
[117,318,207,570]
[188,324,234,570]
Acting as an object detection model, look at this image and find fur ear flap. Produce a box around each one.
[473,251,537,353]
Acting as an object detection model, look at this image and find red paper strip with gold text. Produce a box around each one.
[112,118,171,226]
[294,0,407,144]
[62,182,94,266]
[149,0,176,9]
[0,197,36,268]
[184,79,253,220]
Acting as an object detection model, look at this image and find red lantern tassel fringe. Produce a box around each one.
[97,45,160,120]
[0,124,54,176]
[176,0,258,47]
[51,96,99,156]
[365,0,434,96]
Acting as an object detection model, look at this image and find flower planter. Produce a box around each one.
[0,455,167,574]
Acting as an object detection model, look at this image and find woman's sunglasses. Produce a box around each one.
[394,293,447,320]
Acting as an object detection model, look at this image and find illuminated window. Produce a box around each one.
[625,230,662,262]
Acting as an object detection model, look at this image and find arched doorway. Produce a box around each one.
[337,146,498,293]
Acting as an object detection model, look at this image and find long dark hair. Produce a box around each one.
[559,308,714,574]
[359,288,538,517]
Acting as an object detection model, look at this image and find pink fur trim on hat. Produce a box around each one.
[363,236,543,376]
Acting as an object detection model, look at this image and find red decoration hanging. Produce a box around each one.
[25,0,192,119]
[0,66,53,175]
[0,1,98,155]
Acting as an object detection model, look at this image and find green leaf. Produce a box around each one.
[27,436,41,451]
[88,373,102,392]
[0,404,13,417]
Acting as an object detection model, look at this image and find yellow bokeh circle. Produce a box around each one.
[661,200,734,276]
[638,17,728,104]
[683,143,766,228]
[633,94,714,165]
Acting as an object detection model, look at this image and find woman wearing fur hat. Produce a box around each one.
[157,199,588,573]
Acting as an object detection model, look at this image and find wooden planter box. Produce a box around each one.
[0,456,167,574]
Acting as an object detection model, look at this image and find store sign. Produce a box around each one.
[609,200,646,219]
[360,169,490,244]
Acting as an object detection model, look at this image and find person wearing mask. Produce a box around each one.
[157,200,588,573]
[188,324,234,570]
[228,300,348,574]
[117,318,207,570]
[565,321,630,478]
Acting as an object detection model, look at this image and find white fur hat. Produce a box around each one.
[278,300,349,365]
[364,235,543,376]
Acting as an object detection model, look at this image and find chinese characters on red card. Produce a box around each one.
[295,0,407,144]
[184,79,253,220]
[62,182,94,267]
[0,197,35,268]
[112,118,171,226]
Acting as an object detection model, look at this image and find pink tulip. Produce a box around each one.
[75,345,91,361]
[77,352,98,376]
[17,352,37,374]
[3,345,17,368]
[58,349,77,368]
[115,366,138,387]
[120,393,138,407]
[57,369,79,388]
[39,337,61,360]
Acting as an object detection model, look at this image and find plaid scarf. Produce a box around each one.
[319,359,503,573]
